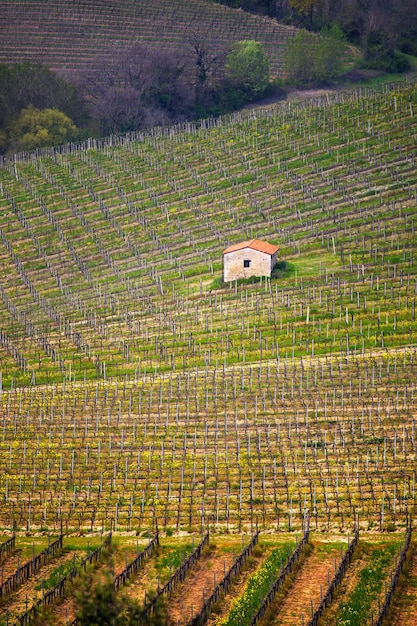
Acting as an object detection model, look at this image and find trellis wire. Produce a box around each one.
[142,532,209,619]
[0,534,15,559]
[306,525,359,626]
[114,533,159,590]
[17,533,112,626]
[249,514,310,625]
[373,521,412,626]
[188,531,260,626]
[0,535,63,599]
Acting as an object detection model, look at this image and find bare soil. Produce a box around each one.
[269,542,345,625]
[166,546,235,625]
[0,551,77,623]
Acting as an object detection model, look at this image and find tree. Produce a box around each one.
[225,40,270,98]
[74,555,143,626]
[85,45,194,135]
[76,567,124,626]
[284,25,346,84]
[283,30,316,83]
[289,0,322,28]
[188,27,226,87]
[0,62,86,127]
[314,24,347,81]
[8,106,77,152]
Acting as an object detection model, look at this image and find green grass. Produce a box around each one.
[34,556,76,590]
[220,542,294,626]
[291,252,341,278]
[335,542,401,626]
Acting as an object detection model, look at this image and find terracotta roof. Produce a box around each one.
[223,239,279,256]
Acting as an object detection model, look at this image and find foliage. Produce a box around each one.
[220,542,294,626]
[216,0,417,63]
[7,106,77,152]
[34,557,75,590]
[283,29,316,83]
[271,260,293,278]
[362,30,410,73]
[75,559,142,625]
[225,40,270,98]
[289,0,321,29]
[0,62,85,127]
[314,25,347,81]
[0,62,85,152]
[284,25,346,84]
[336,542,399,626]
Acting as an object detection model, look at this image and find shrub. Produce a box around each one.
[225,40,270,99]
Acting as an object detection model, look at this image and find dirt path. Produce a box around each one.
[270,542,344,625]
[0,551,77,622]
[166,547,235,625]
[52,592,78,625]
[0,551,24,582]
[318,544,369,625]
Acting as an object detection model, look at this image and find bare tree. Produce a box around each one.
[81,44,194,135]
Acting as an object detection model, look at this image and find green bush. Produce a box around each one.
[363,30,410,73]
[284,25,347,85]
[8,105,77,152]
[225,40,270,98]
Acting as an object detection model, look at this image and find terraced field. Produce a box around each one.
[0,80,416,622]
[0,0,296,79]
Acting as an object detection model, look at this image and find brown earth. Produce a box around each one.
[268,542,345,625]
[0,551,78,623]
[166,545,236,625]
[317,543,370,625]
[0,551,25,581]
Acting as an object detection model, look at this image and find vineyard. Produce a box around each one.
[0,0,296,79]
[0,79,417,622]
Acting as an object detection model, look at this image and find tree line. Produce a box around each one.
[217,0,417,69]
[0,27,351,154]
[0,38,274,154]
[1,0,414,155]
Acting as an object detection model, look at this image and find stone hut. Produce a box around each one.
[223,239,279,282]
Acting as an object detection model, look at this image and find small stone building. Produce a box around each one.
[223,239,279,282]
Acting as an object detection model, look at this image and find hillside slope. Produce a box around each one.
[0,81,416,388]
[0,82,415,537]
[0,0,296,79]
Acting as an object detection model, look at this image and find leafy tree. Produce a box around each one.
[0,62,86,127]
[76,567,125,626]
[283,30,316,83]
[8,106,77,152]
[314,24,347,81]
[284,25,346,84]
[363,29,410,72]
[74,555,145,626]
[225,40,270,98]
[289,0,322,28]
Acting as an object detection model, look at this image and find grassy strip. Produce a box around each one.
[335,542,400,626]
[220,542,294,626]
